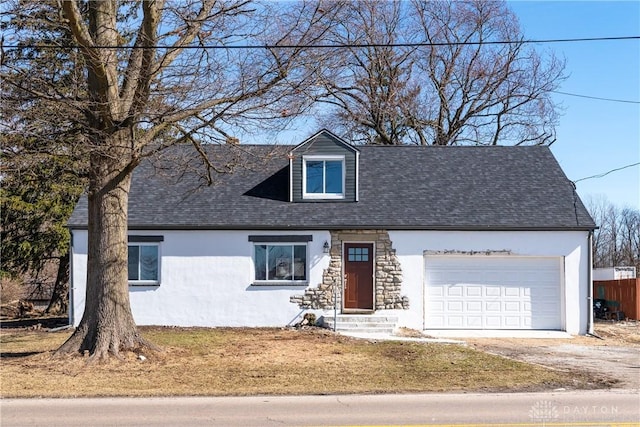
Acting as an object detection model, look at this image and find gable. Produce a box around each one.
[290,130,359,203]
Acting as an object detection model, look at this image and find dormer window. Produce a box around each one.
[303,156,345,199]
[289,130,358,203]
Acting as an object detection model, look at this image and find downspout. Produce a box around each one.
[587,230,594,335]
[68,230,75,327]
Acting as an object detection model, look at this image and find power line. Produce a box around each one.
[573,162,640,184]
[552,90,640,104]
[2,35,639,50]
[4,35,639,105]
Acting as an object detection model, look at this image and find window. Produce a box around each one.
[348,246,369,262]
[128,244,159,284]
[253,244,307,284]
[303,156,344,199]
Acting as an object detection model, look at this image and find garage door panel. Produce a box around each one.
[448,301,463,311]
[506,300,524,311]
[425,256,563,330]
[466,316,482,328]
[466,301,482,312]
[427,286,444,297]
[504,316,523,328]
[485,316,503,328]
[503,287,521,297]
[448,316,464,327]
[485,286,501,297]
[466,286,482,297]
[428,300,445,312]
[485,301,501,312]
[447,286,463,297]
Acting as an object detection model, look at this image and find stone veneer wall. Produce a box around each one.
[290,230,408,310]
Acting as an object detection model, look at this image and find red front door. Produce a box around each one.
[344,243,374,310]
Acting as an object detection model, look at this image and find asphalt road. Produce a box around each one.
[2,390,639,426]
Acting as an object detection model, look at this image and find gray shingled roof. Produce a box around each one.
[68,143,595,230]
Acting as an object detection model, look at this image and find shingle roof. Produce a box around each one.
[68,142,596,230]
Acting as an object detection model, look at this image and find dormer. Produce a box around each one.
[289,130,359,203]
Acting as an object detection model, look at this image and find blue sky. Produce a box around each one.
[509,1,639,209]
[265,1,639,210]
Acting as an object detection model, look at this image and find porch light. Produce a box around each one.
[323,241,330,253]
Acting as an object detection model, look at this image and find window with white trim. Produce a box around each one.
[303,156,345,199]
[128,242,160,285]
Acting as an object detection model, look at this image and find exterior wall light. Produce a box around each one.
[323,241,330,253]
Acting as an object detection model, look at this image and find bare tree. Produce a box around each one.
[588,196,610,268]
[587,196,640,275]
[315,0,565,145]
[314,1,422,145]
[619,208,640,272]
[1,0,338,360]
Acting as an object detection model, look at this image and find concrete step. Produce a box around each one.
[322,314,398,334]
[324,314,399,323]
[328,322,396,328]
[331,327,396,334]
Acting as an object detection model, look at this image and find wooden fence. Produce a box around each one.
[593,279,640,320]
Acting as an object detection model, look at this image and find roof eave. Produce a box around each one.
[290,129,359,154]
[67,224,597,232]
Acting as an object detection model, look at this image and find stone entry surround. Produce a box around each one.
[290,230,408,310]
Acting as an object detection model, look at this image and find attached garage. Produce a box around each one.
[424,255,564,330]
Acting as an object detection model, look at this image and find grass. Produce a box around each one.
[0,326,606,398]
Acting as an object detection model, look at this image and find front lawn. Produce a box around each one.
[0,326,608,397]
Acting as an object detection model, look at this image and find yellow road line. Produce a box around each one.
[334,423,640,427]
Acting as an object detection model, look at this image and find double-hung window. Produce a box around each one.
[128,236,162,285]
[249,235,311,285]
[303,156,345,199]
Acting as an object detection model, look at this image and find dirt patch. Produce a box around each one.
[466,320,640,389]
[592,320,640,345]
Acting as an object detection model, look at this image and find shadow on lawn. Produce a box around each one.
[0,316,68,330]
[0,351,43,358]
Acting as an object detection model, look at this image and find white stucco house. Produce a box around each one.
[68,130,597,336]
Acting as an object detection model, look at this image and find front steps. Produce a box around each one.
[322,314,398,334]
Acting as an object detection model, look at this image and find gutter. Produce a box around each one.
[67,224,599,232]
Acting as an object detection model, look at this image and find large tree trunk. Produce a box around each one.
[46,253,69,315]
[57,150,153,360]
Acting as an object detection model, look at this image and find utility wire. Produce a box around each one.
[552,90,640,104]
[573,162,640,184]
[4,36,639,105]
[2,35,639,50]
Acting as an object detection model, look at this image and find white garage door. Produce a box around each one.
[425,256,563,330]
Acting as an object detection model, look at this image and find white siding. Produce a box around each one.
[70,230,331,327]
[70,229,591,335]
